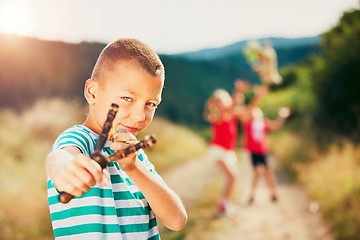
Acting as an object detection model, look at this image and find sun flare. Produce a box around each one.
[0,2,33,35]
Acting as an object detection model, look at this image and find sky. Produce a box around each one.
[0,0,358,54]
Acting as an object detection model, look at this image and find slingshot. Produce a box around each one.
[59,103,157,203]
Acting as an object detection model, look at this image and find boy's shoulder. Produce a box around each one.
[52,125,98,155]
[59,125,96,137]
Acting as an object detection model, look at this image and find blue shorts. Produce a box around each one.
[251,153,268,167]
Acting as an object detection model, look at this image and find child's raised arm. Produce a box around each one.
[268,107,291,130]
[234,84,269,122]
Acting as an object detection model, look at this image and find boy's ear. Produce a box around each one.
[84,79,98,105]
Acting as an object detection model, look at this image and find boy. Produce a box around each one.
[242,106,290,204]
[205,88,239,216]
[204,80,266,216]
[46,38,187,239]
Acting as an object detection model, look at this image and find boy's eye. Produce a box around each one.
[121,96,133,102]
[146,102,157,108]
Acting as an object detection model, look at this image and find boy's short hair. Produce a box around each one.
[91,38,164,87]
[212,89,233,107]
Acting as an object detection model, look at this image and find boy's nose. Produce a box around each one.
[130,105,146,122]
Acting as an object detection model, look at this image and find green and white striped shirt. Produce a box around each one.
[47,125,161,240]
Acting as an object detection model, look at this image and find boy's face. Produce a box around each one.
[87,62,163,137]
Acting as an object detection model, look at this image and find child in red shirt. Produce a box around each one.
[242,106,290,203]
[205,80,267,215]
[205,88,240,216]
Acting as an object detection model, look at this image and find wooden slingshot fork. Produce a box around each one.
[59,103,157,203]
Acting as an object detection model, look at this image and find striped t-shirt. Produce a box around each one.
[47,125,162,240]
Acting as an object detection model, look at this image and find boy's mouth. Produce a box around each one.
[113,127,128,134]
[109,124,141,142]
[115,124,141,134]
[125,125,140,133]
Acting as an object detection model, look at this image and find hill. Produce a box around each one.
[174,36,321,61]
[0,34,105,109]
[0,33,321,126]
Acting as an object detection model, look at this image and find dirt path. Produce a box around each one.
[161,152,334,240]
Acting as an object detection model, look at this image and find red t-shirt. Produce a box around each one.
[243,118,271,154]
[210,118,238,150]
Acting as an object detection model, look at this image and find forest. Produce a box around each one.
[0,33,320,126]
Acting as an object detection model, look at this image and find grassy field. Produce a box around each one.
[0,98,207,240]
[297,142,360,240]
[1,98,358,240]
[269,131,360,240]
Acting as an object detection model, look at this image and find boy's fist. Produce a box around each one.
[278,107,291,118]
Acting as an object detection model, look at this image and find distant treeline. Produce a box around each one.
[0,33,322,127]
[0,35,104,109]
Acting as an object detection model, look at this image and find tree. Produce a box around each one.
[312,7,360,141]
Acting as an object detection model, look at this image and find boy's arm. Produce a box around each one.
[232,79,249,106]
[235,84,269,122]
[231,79,249,120]
[268,107,291,130]
[204,97,220,123]
[46,147,105,197]
[110,134,187,231]
[124,159,187,231]
[249,85,268,109]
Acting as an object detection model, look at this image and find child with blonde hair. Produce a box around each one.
[204,80,266,215]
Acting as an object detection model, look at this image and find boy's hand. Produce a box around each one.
[253,85,269,98]
[234,79,250,93]
[49,150,107,197]
[278,107,291,118]
[110,131,138,171]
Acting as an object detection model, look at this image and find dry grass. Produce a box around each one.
[3,97,358,240]
[298,142,360,240]
[139,117,207,173]
[0,98,85,240]
[270,131,360,239]
[267,130,308,180]
[0,98,207,240]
